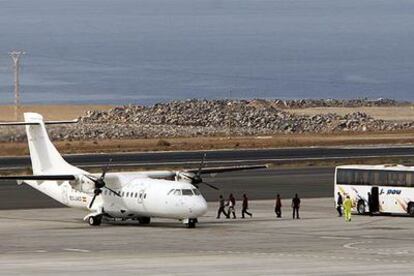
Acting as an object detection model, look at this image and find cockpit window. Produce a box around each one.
[192,189,201,195]
[173,189,182,196]
[182,189,193,196]
[167,189,174,195]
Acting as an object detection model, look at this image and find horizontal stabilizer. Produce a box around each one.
[0,175,76,181]
[187,164,268,175]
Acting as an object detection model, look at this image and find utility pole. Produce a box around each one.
[9,50,25,120]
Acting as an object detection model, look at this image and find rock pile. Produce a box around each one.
[271,98,403,109]
[1,99,413,142]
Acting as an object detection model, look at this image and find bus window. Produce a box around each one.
[407,173,414,187]
[337,169,353,185]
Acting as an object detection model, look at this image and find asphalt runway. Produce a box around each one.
[0,167,334,210]
[1,146,414,170]
[1,198,414,275]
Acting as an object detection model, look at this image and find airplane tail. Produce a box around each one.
[0,113,79,174]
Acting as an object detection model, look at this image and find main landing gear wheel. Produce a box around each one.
[187,218,197,229]
[138,217,151,224]
[357,200,366,215]
[88,215,102,226]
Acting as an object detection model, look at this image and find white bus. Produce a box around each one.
[335,164,414,216]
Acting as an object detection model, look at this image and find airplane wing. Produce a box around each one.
[0,175,76,181]
[185,164,268,175]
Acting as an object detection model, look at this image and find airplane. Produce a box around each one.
[0,113,267,228]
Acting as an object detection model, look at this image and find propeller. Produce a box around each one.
[179,153,219,190]
[85,159,121,209]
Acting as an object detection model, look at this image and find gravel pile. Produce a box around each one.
[1,99,413,142]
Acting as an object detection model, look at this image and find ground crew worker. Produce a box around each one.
[291,193,301,219]
[216,195,229,219]
[336,192,343,217]
[343,195,353,222]
[241,193,252,218]
[275,194,282,218]
[227,193,237,219]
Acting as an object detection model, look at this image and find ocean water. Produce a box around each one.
[0,0,414,104]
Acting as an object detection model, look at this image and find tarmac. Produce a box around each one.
[1,198,414,275]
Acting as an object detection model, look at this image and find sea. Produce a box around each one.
[0,0,414,105]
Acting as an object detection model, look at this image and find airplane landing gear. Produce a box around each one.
[186,218,197,229]
[88,215,102,226]
[138,217,151,224]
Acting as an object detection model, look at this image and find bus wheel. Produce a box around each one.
[357,200,366,215]
[408,203,414,216]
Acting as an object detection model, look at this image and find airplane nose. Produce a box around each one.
[189,198,208,217]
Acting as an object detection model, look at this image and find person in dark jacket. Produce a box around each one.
[292,193,301,219]
[217,195,229,219]
[367,192,373,216]
[336,192,343,217]
[275,194,282,218]
[241,193,252,218]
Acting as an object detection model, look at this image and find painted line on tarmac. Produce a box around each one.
[343,241,371,249]
[63,248,90,253]
[196,250,413,264]
[320,236,352,240]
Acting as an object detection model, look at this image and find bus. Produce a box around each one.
[335,164,414,216]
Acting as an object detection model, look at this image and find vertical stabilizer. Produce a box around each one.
[24,113,76,174]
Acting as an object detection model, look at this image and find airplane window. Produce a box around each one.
[167,189,174,195]
[182,189,193,196]
[126,192,129,197]
[135,193,138,198]
[121,192,125,197]
[144,194,147,199]
[173,189,181,196]
[192,189,201,195]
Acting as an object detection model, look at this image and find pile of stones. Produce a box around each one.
[1,99,413,142]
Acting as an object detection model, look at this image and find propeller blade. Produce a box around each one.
[196,153,207,176]
[202,181,219,190]
[101,158,113,179]
[88,193,97,209]
[104,186,121,197]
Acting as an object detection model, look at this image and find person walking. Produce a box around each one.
[241,193,252,218]
[227,193,236,219]
[343,195,353,222]
[336,192,343,217]
[367,192,373,216]
[275,194,282,218]
[291,193,301,219]
[216,195,229,219]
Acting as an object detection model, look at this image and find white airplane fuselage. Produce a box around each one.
[25,173,208,220]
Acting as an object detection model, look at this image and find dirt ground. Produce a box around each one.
[0,105,112,121]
